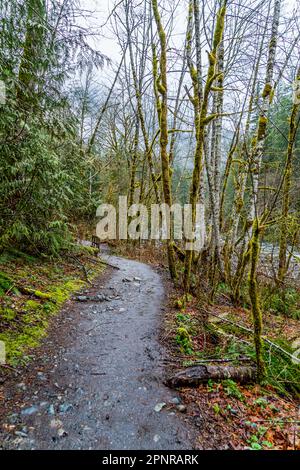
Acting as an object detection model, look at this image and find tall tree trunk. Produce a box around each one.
[248,0,281,226]
[210,40,224,277]
[128,118,140,207]
[248,219,265,382]
[233,0,281,302]
[126,0,161,204]
[246,0,282,381]
[151,0,177,279]
[184,0,227,293]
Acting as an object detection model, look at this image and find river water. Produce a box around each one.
[260,242,300,280]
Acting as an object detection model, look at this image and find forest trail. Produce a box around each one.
[0,251,193,450]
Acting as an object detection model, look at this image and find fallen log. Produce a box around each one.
[16,286,54,301]
[167,365,257,388]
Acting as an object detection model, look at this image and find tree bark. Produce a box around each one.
[184,0,227,292]
[167,365,256,388]
[126,0,161,204]
[151,0,177,279]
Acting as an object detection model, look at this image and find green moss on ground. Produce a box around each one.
[0,246,104,365]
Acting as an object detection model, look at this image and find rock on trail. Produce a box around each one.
[0,252,193,450]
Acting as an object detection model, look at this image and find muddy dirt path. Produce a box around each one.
[0,252,193,450]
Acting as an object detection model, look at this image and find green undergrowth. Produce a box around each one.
[216,280,300,319]
[174,298,197,355]
[262,286,300,319]
[170,288,300,399]
[200,321,300,399]
[0,245,104,365]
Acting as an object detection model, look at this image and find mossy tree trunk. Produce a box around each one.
[183,0,227,293]
[151,0,177,279]
[228,82,262,293]
[128,119,140,208]
[244,0,281,381]
[125,0,160,204]
[209,40,224,280]
[232,0,281,302]
[229,3,270,249]
[248,219,265,382]
[248,0,281,227]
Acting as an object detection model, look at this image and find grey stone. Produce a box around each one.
[47,404,55,415]
[176,404,187,413]
[154,402,166,412]
[59,403,73,413]
[14,431,28,438]
[170,397,181,405]
[76,296,88,302]
[21,406,38,416]
[57,428,68,437]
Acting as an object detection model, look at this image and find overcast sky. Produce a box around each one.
[80,0,122,62]
[79,0,299,91]
[80,0,299,60]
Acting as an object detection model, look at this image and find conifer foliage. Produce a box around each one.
[0,0,105,254]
